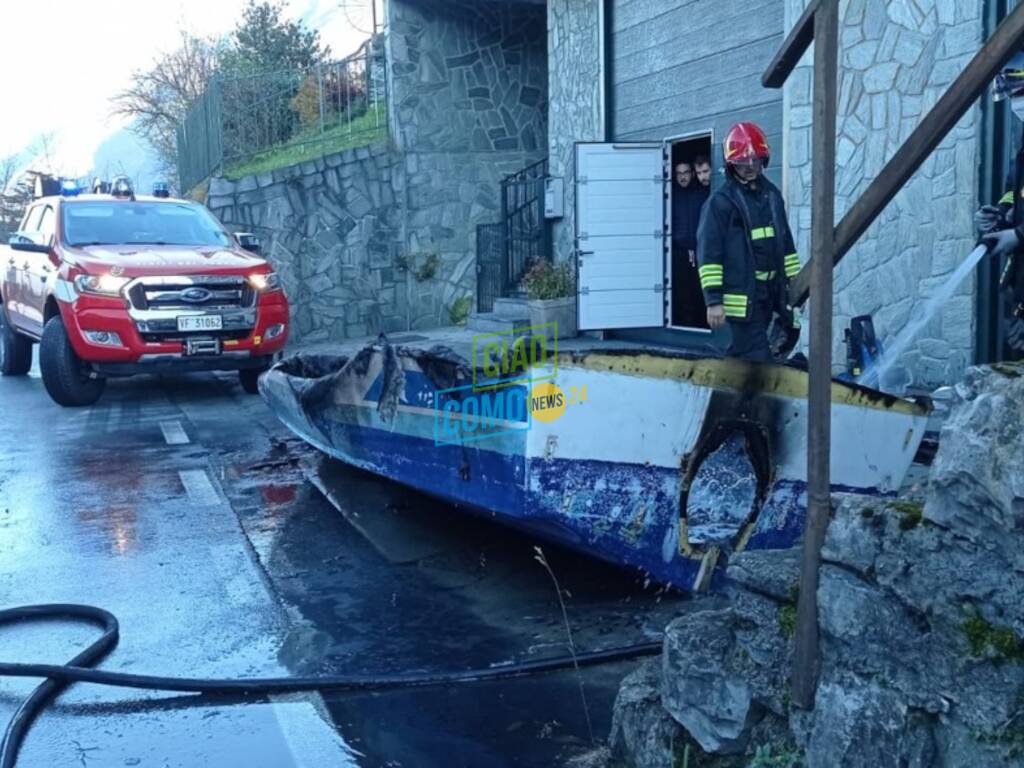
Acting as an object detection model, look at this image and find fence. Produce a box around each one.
[501,157,550,291]
[177,40,387,192]
[476,223,506,313]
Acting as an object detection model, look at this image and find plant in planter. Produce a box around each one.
[521,259,577,340]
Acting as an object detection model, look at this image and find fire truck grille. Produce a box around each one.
[126,276,255,311]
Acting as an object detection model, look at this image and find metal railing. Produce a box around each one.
[501,157,550,293]
[177,40,387,192]
[475,223,506,313]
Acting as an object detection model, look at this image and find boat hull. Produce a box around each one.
[261,342,930,589]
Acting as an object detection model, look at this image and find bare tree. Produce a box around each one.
[34,133,57,175]
[0,154,19,197]
[111,31,222,181]
[0,163,34,238]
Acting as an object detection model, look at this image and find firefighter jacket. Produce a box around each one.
[993,138,1024,311]
[696,175,800,322]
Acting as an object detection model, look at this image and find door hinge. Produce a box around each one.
[578,176,588,185]
[653,284,664,293]
[580,286,591,295]
[578,232,589,241]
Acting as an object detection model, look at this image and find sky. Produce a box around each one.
[0,0,376,178]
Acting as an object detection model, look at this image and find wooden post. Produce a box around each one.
[791,0,838,710]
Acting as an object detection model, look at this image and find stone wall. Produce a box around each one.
[208,0,549,343]
[388,0,548,154]
[389,0,548,324]
[606,365,1024,768]
[208,145,411,342]
[548,0,604,264]
[784,0,983,387]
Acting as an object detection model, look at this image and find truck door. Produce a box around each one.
[575,143,669,330]
[5,204,44,334]
[21,204,56,335]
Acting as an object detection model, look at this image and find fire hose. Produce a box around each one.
[0,603,662,768]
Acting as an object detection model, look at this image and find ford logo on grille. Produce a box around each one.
[180,288,212,303]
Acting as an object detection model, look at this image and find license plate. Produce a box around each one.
[177,315,222,332]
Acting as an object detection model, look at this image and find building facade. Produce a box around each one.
[545,0,1009,387]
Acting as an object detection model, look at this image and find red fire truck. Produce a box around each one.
[0,178,289,406]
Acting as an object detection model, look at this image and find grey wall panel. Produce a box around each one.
[610,0,784,178]
[614,0,783,84]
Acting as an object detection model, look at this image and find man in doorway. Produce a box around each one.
[671,161,710,327]
[694,154,712,189]
[697,122,801,361]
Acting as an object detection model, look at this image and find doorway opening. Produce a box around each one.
[668,133,713,331]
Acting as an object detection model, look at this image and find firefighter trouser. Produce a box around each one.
[726,288,772,362]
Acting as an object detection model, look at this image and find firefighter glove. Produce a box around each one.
[982,227,1021,257]
[974,205,1005,236]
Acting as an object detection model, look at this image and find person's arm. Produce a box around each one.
[697,200,726,328]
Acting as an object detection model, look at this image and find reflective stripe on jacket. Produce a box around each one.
[696,175,800,321]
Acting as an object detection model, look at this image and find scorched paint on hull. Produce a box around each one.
[260,339,931,589]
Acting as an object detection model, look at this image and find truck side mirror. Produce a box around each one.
[8,233,50,254]
[236,232,261,254]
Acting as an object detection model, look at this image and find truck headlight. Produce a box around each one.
[74,274,131,296]
[248,272,281,292]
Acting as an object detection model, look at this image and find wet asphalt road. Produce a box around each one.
[0,353,685,767]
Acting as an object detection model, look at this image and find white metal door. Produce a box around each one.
[575,143,668,330]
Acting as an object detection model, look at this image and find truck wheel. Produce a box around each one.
[239,366,267,395]
[40,317,106,407]
[0,305,33,376]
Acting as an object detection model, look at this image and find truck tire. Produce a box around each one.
[40,316,106,407]
[239,366,267,395]
[0,305,33,376]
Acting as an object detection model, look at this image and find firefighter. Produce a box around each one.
[975,52,1024,355]
[697,122,801,361]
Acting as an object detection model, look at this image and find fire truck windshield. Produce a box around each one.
[62,201,233,248]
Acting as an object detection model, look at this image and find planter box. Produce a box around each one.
[527,296,577,341]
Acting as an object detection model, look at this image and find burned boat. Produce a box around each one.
[260,336,930,589]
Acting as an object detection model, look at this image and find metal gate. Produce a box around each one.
[501,158,550,291]
[476,223,505,313]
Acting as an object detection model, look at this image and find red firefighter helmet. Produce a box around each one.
[723,122,771,168]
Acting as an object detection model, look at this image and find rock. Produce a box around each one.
[235,175,258,193]
[821,495,886,576]
[805,680,916,768]
[208,177,235,198]
[661,605,757,754]
[610,364,1024,768]
[726,548,800,602]
[925,365,1024,557]
[609,660,684,768]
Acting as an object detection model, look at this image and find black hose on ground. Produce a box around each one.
[0,604,662,768]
